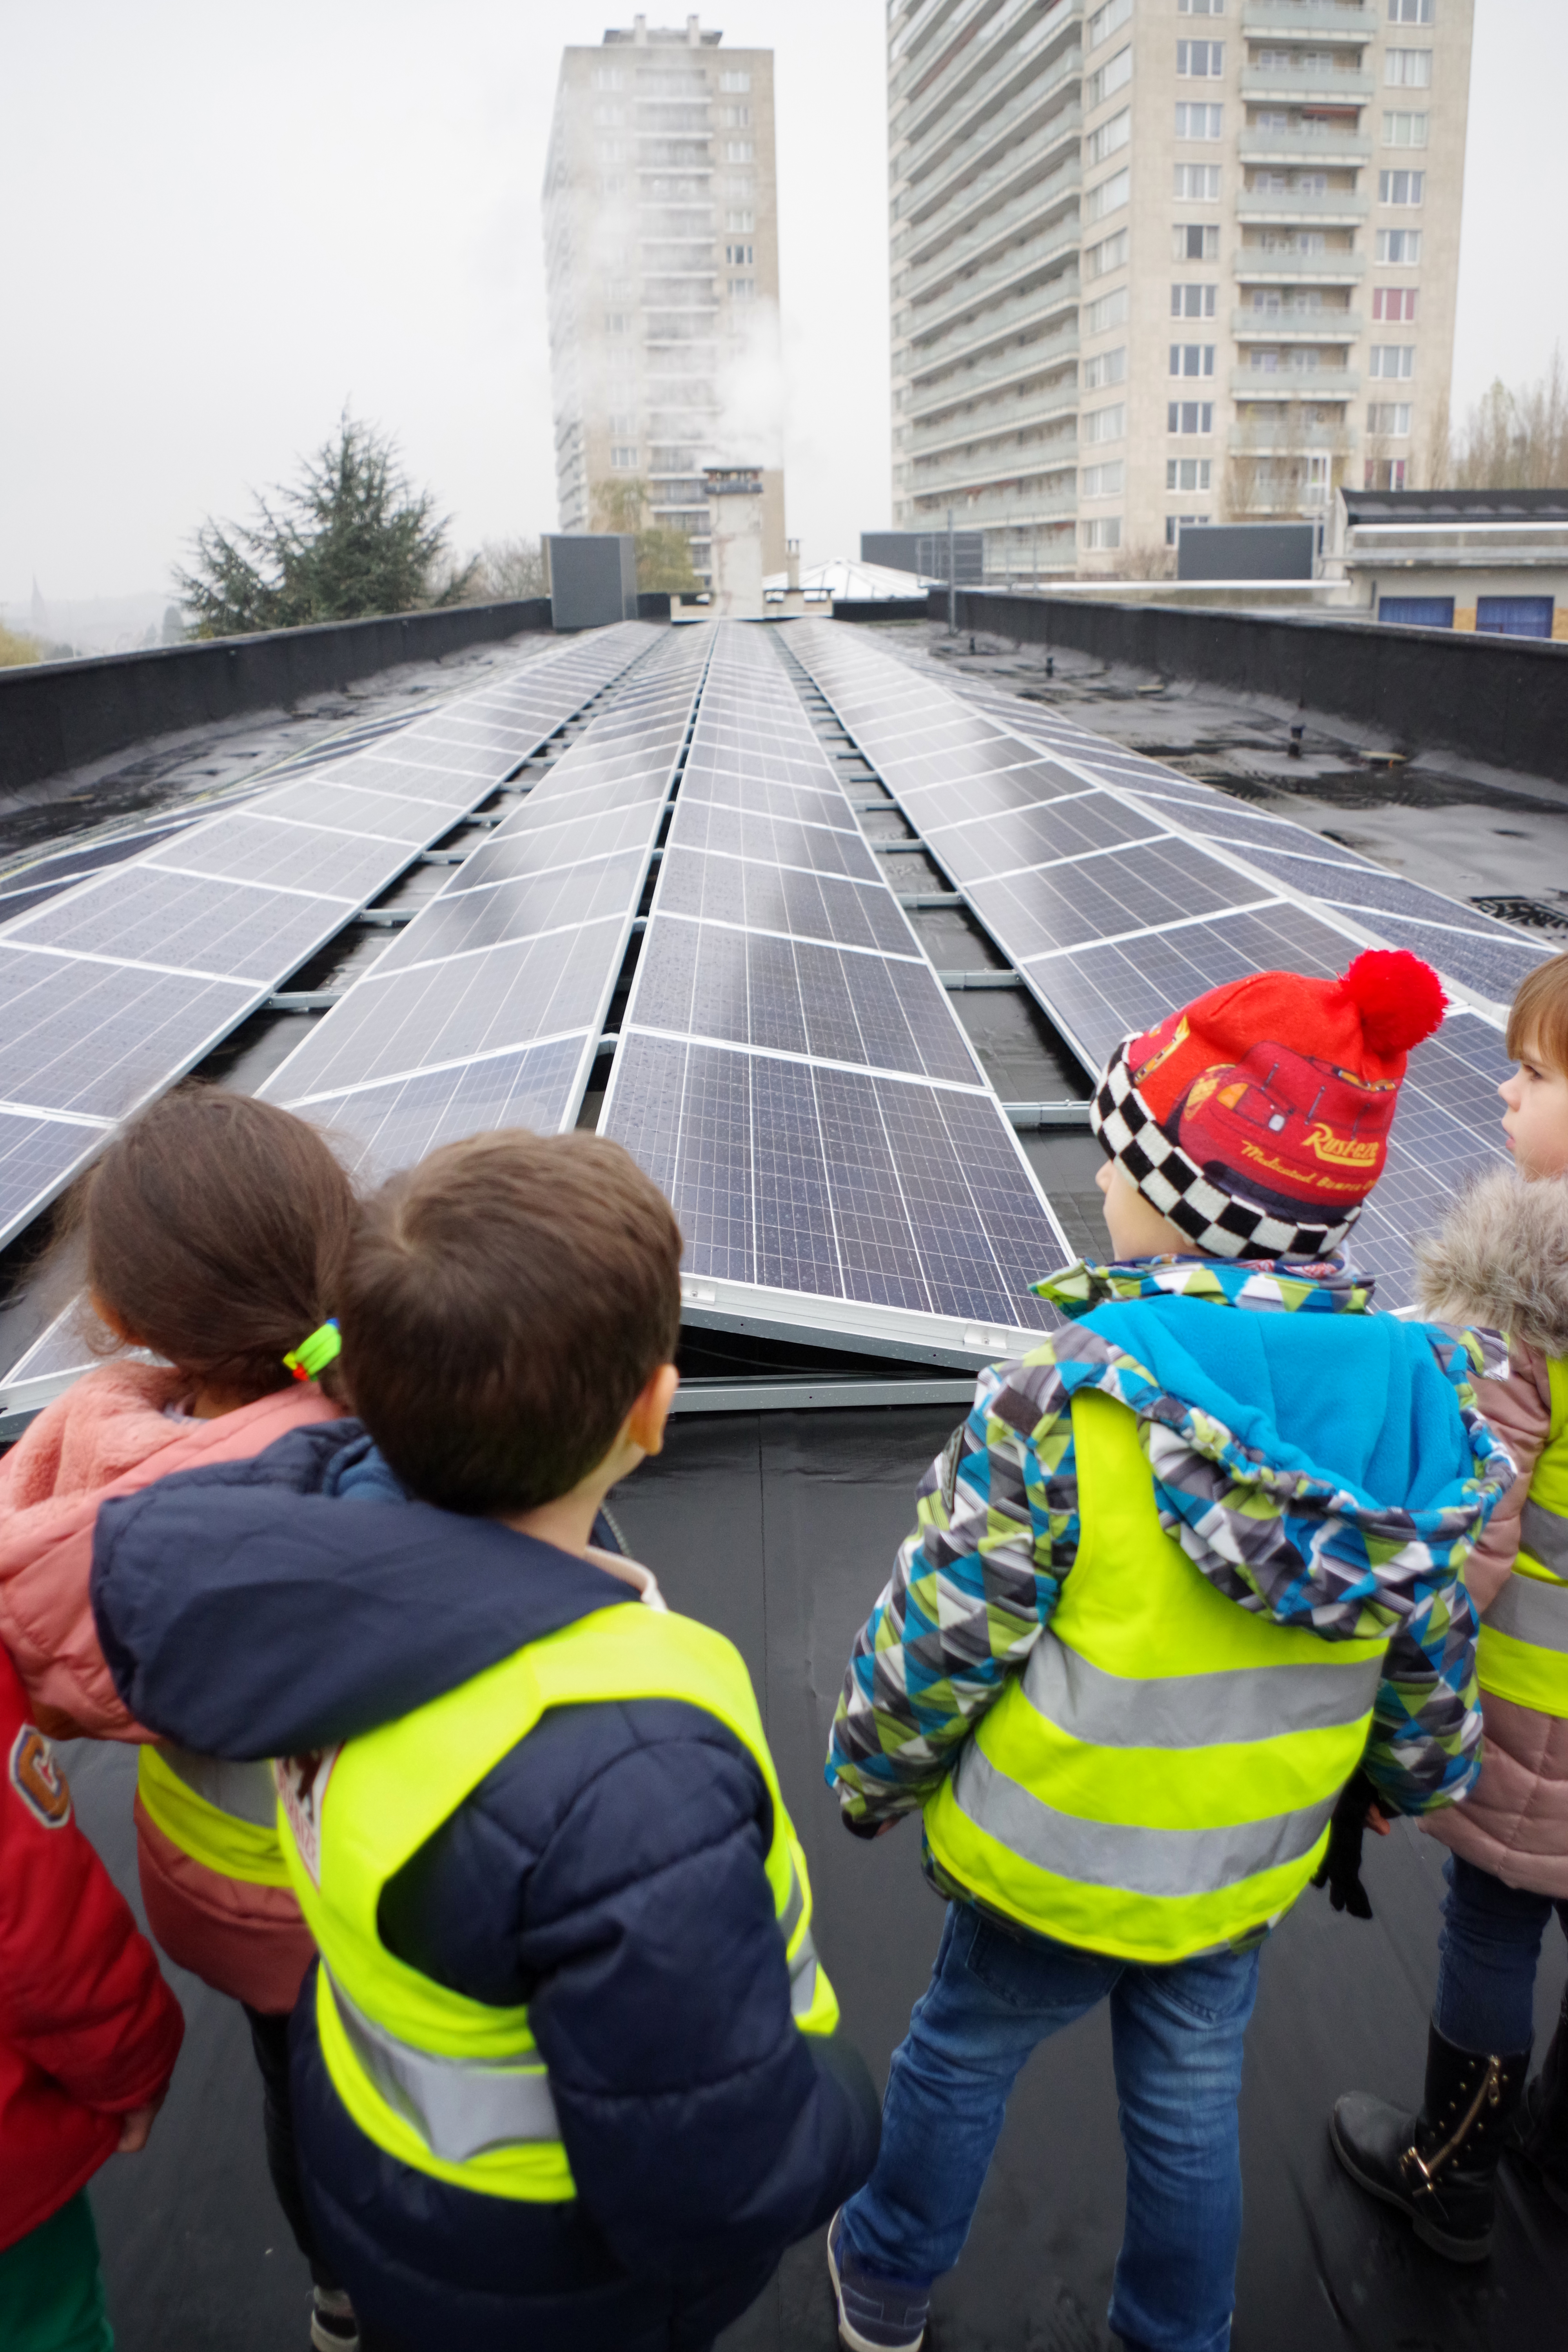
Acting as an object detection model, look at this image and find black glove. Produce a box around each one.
[1311,1768,1379,1920]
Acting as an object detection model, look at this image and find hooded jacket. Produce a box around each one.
[0,1362,341,2013]
[89,1424,878,2352]
[828,1258,1508,1862]
[1416,1167,1568,1896]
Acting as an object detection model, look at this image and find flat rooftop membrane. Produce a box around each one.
[63,1408,1568,2352]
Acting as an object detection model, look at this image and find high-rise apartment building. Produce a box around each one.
[888,0,1473,578]
[543,14,785,588]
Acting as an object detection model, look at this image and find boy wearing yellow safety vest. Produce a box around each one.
[91,1131,879,2352]
[824,950,1511,2352]
[1334,948,1568,2258]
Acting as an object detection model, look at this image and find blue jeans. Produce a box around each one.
[1434,1851,1568,2057]
[840,1902,1261,2352]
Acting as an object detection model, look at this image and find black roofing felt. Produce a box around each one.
[1344,486,1568,524]
[73,1407,1568,2351]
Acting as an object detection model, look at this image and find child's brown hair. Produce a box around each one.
[66,1088,357,1403]
[338,1129,682,1516]
[1507,950,1568,1078]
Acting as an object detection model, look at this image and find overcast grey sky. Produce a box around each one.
[0,2,1560,605]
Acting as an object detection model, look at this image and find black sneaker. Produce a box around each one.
[826,2208,930,2352]
[310,2285,359,2351]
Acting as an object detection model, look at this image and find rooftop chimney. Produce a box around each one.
[633,13,647,41]
[686,13,701,39]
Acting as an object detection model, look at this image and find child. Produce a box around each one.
[0,1086,361,2350]
[1333,947,1568,2259]
[0,1636,183,2350]
[822,950,1509,2352]
[89,1129,880,2352]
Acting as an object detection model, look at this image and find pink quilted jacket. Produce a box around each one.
[1416,1168,1568,1898]
[0,1361,341,2009]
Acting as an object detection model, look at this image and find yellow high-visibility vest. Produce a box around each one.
[136,1744,290,1887]
[275,1601,838,2203]
[1478,1352,1568,1719]
[924,1388,1390,1964]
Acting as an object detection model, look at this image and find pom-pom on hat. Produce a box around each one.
[1090,949,1448,1260]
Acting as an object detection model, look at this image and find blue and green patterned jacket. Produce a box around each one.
[826,1256,1514,1833]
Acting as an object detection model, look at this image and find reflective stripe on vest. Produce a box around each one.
[136,1744,290,1888]
[278,1601,838,2203]
[924,1387,1388,1965]
[1479,1354,1568,1720]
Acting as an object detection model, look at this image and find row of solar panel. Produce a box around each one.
[788,622,1519,1310]
[0,623,659,1254]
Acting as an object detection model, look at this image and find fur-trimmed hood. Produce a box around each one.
[1417,1167,1568,1361]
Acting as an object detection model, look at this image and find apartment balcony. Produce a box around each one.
[1229,421,1354,454]
[903,325,1080,423]
[904,154,1080,303]
[1239,126,1370,162]
[904,274,1082,386]
[1241,2,1372,40]
[909,437,1079,503]
[1235,251,1364,285]
[1234,307,1363,339]
[910,482,1078,528]
[1234,190,1368,226]
[900,62,1082,233]
[905,220,1080,350]
[1240,71,1374,105]
[900,1,1082,172]
[1234,370,1361,399]
[909,387,1082,470]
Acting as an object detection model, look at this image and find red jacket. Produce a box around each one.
[0,1643,183,2252]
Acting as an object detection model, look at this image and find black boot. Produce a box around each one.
[1511,1985,1568,2212]
[1330,2022,1530,2261]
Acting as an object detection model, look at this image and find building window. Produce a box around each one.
[1083,403,1126,444]
[1367,459,1410,490]
[1170,344,1216,377]
[1385,47,1432,85]
[1088,0,1132,49]
[725,243,753,265]
[1083,347,1127,389]
[1384,110,1429,146]
[1379,169,1425,205]
[1177,40,1225,74]
[1171,285,1218,319]
[1376,228,1423,262]
[1174,164,1222,199]
[1173,222,1221,259]
[1086,229,1130,277]
[594,104,626,125]
[728,176,754,198]
[1369,345,1416,379]
[1165,514,1211,544]
[605,313,630,334]
[597,141,628,163]
[592,66,624,89]
[600,175,627,196]
[727,277,755,299]
[1372,287,1418,321]
[1476,596,1556,640]
[1086,286,1130,333]
[719,70,751,91]
[1167,458,1214,491]
[720,106,751,127]
[1367,401,1413,435]
[723,140,754,162]
[1082,461,1125,497]
[1082,517,1123,550]
[1169,401,1215,433]
[610,446,638,470]
[1085,45,1132,109]
[609,412,637,435]
[1085,169,1130,223]
[1175,103,1224,138]
[1086,109,1131,165]
[1178,0,1224,13]
[725,209,754,232]
[1388,0,1434,21]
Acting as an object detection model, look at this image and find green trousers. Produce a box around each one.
[0,2192,113,2352]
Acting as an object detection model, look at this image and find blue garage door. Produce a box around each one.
[1378,597,1454,628]
[1475,596,1555,639]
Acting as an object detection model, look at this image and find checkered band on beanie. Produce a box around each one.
[1089,949,1448,1261]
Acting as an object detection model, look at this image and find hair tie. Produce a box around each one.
[283,1319,340,1383]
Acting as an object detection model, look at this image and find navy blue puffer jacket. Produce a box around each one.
[90,1424,878,2352]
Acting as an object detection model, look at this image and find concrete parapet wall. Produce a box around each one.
[911,588,1568,784]
[0,599,554,799]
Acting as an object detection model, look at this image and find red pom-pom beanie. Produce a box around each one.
[1089,949,1448,1259]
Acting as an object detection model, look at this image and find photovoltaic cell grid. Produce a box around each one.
[0,622,657,1263]
[789,623,1513,1308]
[602,624,1068,1336]
[256,627,713,1183]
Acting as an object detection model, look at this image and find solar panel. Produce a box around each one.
[601,625,1068,1355]
[0,621,657,1256]
[261,626,712,1181]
